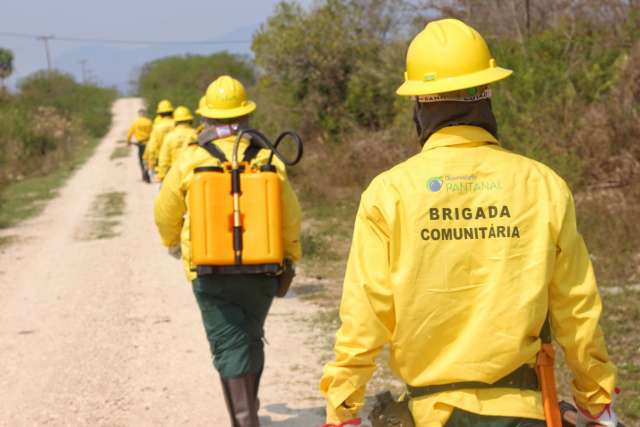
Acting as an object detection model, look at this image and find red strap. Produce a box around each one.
[321,419,362,427]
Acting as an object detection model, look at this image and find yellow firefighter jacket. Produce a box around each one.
[127,116,153,144]
[320,125,617,426]
[153,134,302,281]
[156,123,198,181]
[143,116,175,170]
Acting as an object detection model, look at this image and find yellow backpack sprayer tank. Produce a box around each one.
[189,128,303,275]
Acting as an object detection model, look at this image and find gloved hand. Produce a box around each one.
[575,388,620,427]
[322,404,362,427]
[321,419,361,427]
[168,245,181,259]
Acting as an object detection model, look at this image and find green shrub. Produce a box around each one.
[252,0,408,137]
[0,70,116,189]
[18,71,116,137]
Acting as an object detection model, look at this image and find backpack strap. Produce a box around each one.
[198,126,262,164]
[200,141,228,163]
[242,138,262,163]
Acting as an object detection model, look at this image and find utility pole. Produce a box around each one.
[79,59,88,83]
[37,35,54,73]
[525,0,531,38]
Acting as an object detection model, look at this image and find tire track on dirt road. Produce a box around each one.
[0,98,326,426]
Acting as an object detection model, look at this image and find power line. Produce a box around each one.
[0,31,251,46]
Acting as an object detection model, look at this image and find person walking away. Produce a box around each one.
[319,18,619,427]
[143,99,175,182]
[154,75,302,427]
[156,105,197,181]
[127,108,153,182]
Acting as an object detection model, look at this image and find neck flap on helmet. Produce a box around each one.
[413,98,498,146]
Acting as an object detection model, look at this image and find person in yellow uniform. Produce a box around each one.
[143,99,175,181]
[319,19,619,427]
[156,106,197,181]
[154,75,301,427]
[126,107,153,182]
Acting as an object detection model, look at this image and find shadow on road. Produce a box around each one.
[261,402,325,426]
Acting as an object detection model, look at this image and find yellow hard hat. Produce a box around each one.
[396,19,512,96]
[157,99,174,114]
[195,96,206,115]
[173,105,194,122]
[199,75,256,119]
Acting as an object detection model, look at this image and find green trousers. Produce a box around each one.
[192,274,278,378]
[445,408,546,427]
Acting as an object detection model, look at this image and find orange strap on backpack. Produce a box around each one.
[536,319,563,427]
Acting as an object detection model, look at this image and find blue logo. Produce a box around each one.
[427,176,443,192]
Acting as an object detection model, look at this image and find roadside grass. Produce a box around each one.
[75,191,126,240]
[0,137,100,229]
[298,193,358,301]
[553,289,640,423]
[0,234,19,249]
[599,291,640,420]
[110,145,130,160]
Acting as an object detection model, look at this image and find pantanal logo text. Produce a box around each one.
[426,175,502,193]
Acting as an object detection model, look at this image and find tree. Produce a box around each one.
[252,0,411,136]
[0,48,14,89]
[137,51,254,117]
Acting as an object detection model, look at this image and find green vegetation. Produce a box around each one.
[0,47,13,88]
[18,71,115,136]
[0,67,116,229]
[0,137,101,229]
[0,70,116,190]
[252,0,407,136]
[137,52,254,116]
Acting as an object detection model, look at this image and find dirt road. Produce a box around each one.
[0,98,327,426]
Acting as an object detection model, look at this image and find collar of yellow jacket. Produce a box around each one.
[214,134,250,146]
[423,125,500,151]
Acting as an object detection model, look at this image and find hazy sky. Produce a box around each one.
[0,0,312,90]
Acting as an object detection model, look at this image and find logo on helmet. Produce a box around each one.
[427,177,443,192]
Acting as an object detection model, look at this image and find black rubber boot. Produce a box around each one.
[254,368,262,410]
[220,373,260,427]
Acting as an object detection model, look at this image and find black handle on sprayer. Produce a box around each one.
[232,128,303,167]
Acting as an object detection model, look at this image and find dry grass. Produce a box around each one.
[110,145,131,160]
[74,191,126,240]
[0,234,19,249]
[0,137,101,230]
